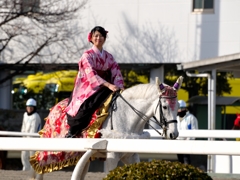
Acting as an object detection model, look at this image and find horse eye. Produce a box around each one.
[162,106,167,110]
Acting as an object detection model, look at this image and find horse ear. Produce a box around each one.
[173,76,183,91]
[155,77,165,93]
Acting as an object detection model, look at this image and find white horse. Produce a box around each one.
[31,76,183,180]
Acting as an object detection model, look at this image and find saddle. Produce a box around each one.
[30,92,117,174]
[83,91,115,138]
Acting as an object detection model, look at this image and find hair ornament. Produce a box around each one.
[87,32,92,42]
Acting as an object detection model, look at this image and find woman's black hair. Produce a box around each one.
[90,26,108,39]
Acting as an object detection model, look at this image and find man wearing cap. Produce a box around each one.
[177,100,198,165]
[21,98,41,171]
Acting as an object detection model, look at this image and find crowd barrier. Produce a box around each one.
[1,129,240,139]
[0,130,239,179]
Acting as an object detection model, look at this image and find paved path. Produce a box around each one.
[0,170,240,180]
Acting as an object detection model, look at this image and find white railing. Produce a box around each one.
[146,129,240,139]
[1,129,240,139]
[0,131,39,137]
[0,137,239,155]
[0,137,240,180]
[0,129,240,179]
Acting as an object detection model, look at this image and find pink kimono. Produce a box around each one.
[30,46,124,172]
[65,45,124,117]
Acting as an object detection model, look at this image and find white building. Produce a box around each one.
[81,0,240,63]
[1,0,240,107]
[1,0,240,174]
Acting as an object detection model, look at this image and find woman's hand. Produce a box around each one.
[108,84,120,92]
[103,82,120,92]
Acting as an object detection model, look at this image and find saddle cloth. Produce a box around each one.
[30,93,114,174]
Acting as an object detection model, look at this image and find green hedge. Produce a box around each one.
[103,160,212,180]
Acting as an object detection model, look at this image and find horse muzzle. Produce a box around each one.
[169,132,179,139]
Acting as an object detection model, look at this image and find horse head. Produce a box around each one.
[155,76,183,139]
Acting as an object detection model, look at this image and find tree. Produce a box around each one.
[121,69,149,88]
[164,64,232,98]
[0,0,87,84]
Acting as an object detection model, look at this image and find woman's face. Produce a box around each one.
[26,106,34,113]
[91,31,105,49]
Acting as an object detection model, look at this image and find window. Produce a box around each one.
[192,0,214,13]
[20,0,40,13]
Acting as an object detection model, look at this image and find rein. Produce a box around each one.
[110,91,177,137]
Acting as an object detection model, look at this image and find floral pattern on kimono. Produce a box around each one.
[30,94,113,174]
[65,45,124,117]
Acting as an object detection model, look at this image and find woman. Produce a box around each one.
[65,26,124,138]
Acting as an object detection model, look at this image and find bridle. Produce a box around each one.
[110,90,178,137]
[152,95,178,137]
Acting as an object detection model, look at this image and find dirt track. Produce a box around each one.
[1,170,240,180]
[0,170,107,180]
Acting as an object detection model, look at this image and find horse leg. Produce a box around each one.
[104,152,121,173]
[121,153,140,165]
[35,173,43,180]
[28,167,43,180]
[27,166,43,180]
[26,151,39,180]
[28,167,35,179]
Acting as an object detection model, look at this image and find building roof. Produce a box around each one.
[177,52,240,74]
[188,96,240,106]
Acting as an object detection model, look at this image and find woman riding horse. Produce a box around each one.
[65,26,124,138]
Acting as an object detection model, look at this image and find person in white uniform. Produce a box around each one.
[21,98,41,171]
[177,100,198,165]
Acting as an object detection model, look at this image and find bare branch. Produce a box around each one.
[0,0,88,84]
[0,0,87,75]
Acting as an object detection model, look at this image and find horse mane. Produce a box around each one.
[122,83,159,101]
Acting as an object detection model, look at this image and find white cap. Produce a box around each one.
[26,98,37,106]
[178,100,186,108]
